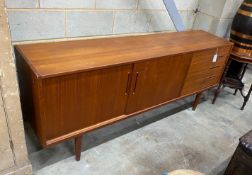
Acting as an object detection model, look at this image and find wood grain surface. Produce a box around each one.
[15,30,231,78]
[125,54,192,114]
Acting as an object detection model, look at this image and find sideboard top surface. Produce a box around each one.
[15,30,232,78]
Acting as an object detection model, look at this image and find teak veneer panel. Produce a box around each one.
[181,48,230,95]
[42,65,132,140]
[15,30,231,78]
[125,54,192,114]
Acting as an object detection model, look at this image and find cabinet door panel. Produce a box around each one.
[42,64,132,140]
[126,54,192,114]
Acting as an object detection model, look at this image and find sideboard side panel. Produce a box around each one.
[15,49,46,145]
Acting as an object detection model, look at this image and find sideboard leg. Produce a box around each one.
[192,92,203,111]
[75,135,82,161]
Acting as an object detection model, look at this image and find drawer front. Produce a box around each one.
[209,46,231,68]
[210,55,229,68]
[207,75,220,86]
[182,73,222,95]
[190,49,216,70]
[182,78,208,95]
[201,75,220,89]
[210,66,225,77]
[208,66,226,86]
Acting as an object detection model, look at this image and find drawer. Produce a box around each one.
[190,49,228,71]
[218,46,231,57]
[182,74,213,95]
[191,49,216,67]
[181,68,223,96]
[209,65,225,77]
[210,55,229,68]
[189,49,217,74]
[182,78,206,95]
[184,69,210,83]
[203,75,220,88]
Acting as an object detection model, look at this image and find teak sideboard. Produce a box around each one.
[15,30,233,161]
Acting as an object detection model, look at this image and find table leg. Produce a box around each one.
[75,135,82,161]
[241,83,252,110]
[192,92,203,111]
[234,89,238,96]
[212,58,232,104]
[235,64,248,96]
[240,64,248,80]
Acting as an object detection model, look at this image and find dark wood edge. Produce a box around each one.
[36,78,47,147]
[14,46,42,78]
[231,55,252,64]
[14,49,47,147]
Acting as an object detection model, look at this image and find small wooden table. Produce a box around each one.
[212,51,252,110]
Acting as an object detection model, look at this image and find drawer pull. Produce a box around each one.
[210,65,221,69]
[125,72,131,95]
[133,72,139,95]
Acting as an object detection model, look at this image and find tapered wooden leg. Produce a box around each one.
[75,135,82,161]
[192,92,203,111]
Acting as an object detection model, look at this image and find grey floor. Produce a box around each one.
[25,68,252,175]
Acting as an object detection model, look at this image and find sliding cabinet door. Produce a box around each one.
[126,54,192,114]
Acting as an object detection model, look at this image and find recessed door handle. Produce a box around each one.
[125,72,131,95]
[133,72,139,95]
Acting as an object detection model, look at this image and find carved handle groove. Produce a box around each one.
[125,72,131,95]
[133,72,139,95]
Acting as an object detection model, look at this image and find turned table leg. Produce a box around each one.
[192,92,203,111]
[241,83,252,110]
[212,58,232,104]
[234,89,238,96]
[75,135,82,161]
[234,63,248,96]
